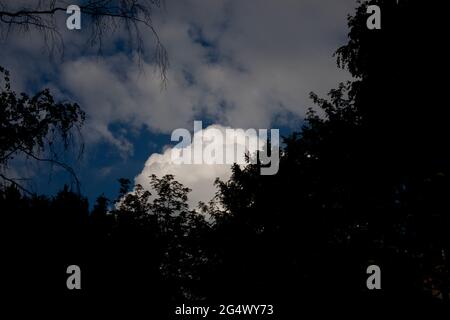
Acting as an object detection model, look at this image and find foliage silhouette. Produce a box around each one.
[0,66,85,194]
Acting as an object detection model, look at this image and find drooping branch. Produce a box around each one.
[0,66,85,195]
[0,0,168,79]
[0,173,34,195]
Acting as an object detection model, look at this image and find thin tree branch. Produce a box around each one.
[18,147,81,195]
[0,173,34,195]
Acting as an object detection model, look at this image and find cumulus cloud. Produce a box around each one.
[135,123,268,208]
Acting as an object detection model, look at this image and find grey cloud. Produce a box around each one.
[2,0,356,144]
[1,0,357,201]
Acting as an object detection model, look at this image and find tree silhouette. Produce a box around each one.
[203,0,449,307]
[0,0,168,76]
[0,66,85,194]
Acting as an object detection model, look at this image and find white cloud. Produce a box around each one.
[135,124,267,208]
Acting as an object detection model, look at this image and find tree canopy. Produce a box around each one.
[0,66,85,194]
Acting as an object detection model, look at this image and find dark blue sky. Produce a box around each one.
[1,0,355,207]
